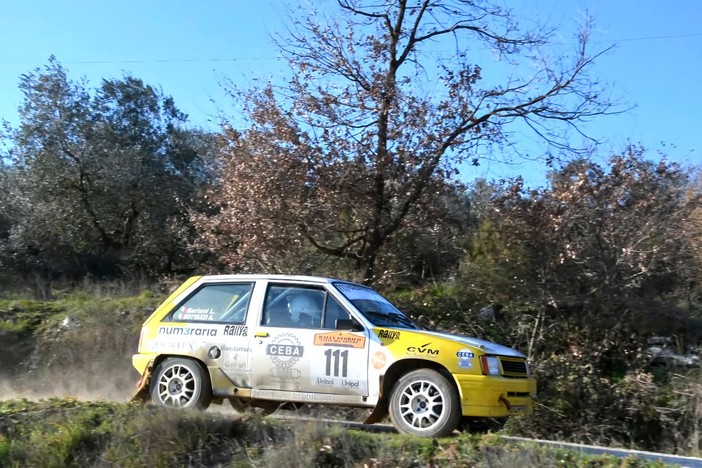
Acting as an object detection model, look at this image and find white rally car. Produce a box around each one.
[131,274,536,437]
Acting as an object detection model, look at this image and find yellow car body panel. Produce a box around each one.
[372,327,536,417]
[132,275,201,375]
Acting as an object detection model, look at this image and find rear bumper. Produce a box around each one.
[454,374,537,417]
[132,353,155,376]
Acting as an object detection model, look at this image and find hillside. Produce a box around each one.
[0,288,695,466]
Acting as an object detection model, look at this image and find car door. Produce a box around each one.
[250,282,369,397]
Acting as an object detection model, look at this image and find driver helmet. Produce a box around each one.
[287,294,318,322]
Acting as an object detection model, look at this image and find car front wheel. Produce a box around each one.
[388,369,461,437]
[150,358,212,410]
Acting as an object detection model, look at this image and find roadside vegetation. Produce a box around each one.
[0,398,673,467]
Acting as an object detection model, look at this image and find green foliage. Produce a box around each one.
[0,399,674,467]
[0,57,216,280]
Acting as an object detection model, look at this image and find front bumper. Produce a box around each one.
[454,374,537,417]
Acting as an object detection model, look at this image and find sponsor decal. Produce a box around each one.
[158,326,217,337]
[372,351,387,369]
[177,306,215,321]
[267,333,303,381]
[457,348,475,369]
[313,374,360,389]
[315,376,335,386]
[146,341,199,352]
[222,345,252,353]
[253,389,349,402]
[341,379,360,388]
[406,342,439,356]
[268,343,304,358]
[223,325,248,337]
[314,332,366,348]
[222,358,248,370]
[377,329,400,340]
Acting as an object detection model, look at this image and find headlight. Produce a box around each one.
[480,355,501,375]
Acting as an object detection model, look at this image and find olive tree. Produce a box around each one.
[1,58,213,278]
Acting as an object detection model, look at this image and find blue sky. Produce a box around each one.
[1,0,700,186]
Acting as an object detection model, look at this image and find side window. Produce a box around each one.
[262,285,326,329]
[168,283,253,324]
[323,295,351,329]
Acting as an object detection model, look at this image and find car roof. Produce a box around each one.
[197,274,361,286]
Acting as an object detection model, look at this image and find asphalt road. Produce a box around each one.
[502,436,702,468]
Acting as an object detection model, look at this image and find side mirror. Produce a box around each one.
[336,318,364,332]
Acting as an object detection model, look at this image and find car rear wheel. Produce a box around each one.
[388,369,461,437]
[150,358,212,410]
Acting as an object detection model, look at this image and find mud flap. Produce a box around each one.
[129,361,154,403]
[498,394,512,411]
[363,397,388,425]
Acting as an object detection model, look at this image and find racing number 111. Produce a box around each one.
[324,349,348,377]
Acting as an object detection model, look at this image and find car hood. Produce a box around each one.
[418,329,526,358]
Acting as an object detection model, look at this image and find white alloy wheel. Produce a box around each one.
[150,358,211,410]
[389,369,461,437]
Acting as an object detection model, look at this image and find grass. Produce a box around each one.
[0,283,696,464]
[0,398,678,467]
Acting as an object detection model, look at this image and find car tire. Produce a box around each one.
[388,369,461,437]
[150,358,212,410]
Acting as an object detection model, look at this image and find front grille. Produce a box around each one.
[500,357,528,377]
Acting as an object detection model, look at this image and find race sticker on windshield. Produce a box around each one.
[334,282,380,300]
[176,306,215,321]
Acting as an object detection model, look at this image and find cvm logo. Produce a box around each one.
[407,342,439,356]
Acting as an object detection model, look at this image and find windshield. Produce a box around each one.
[333,282,421,330]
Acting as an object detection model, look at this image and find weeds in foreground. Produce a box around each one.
[0,399,676,467]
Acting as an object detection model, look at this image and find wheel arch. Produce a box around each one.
[131,354,212,401]
[364,358,460,425]
[148,354,214,409]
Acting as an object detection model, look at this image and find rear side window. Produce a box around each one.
[167,283,253,324]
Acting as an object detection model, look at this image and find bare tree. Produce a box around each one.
[199,0,618,283]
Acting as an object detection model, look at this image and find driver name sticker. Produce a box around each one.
[176,306,215,321]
